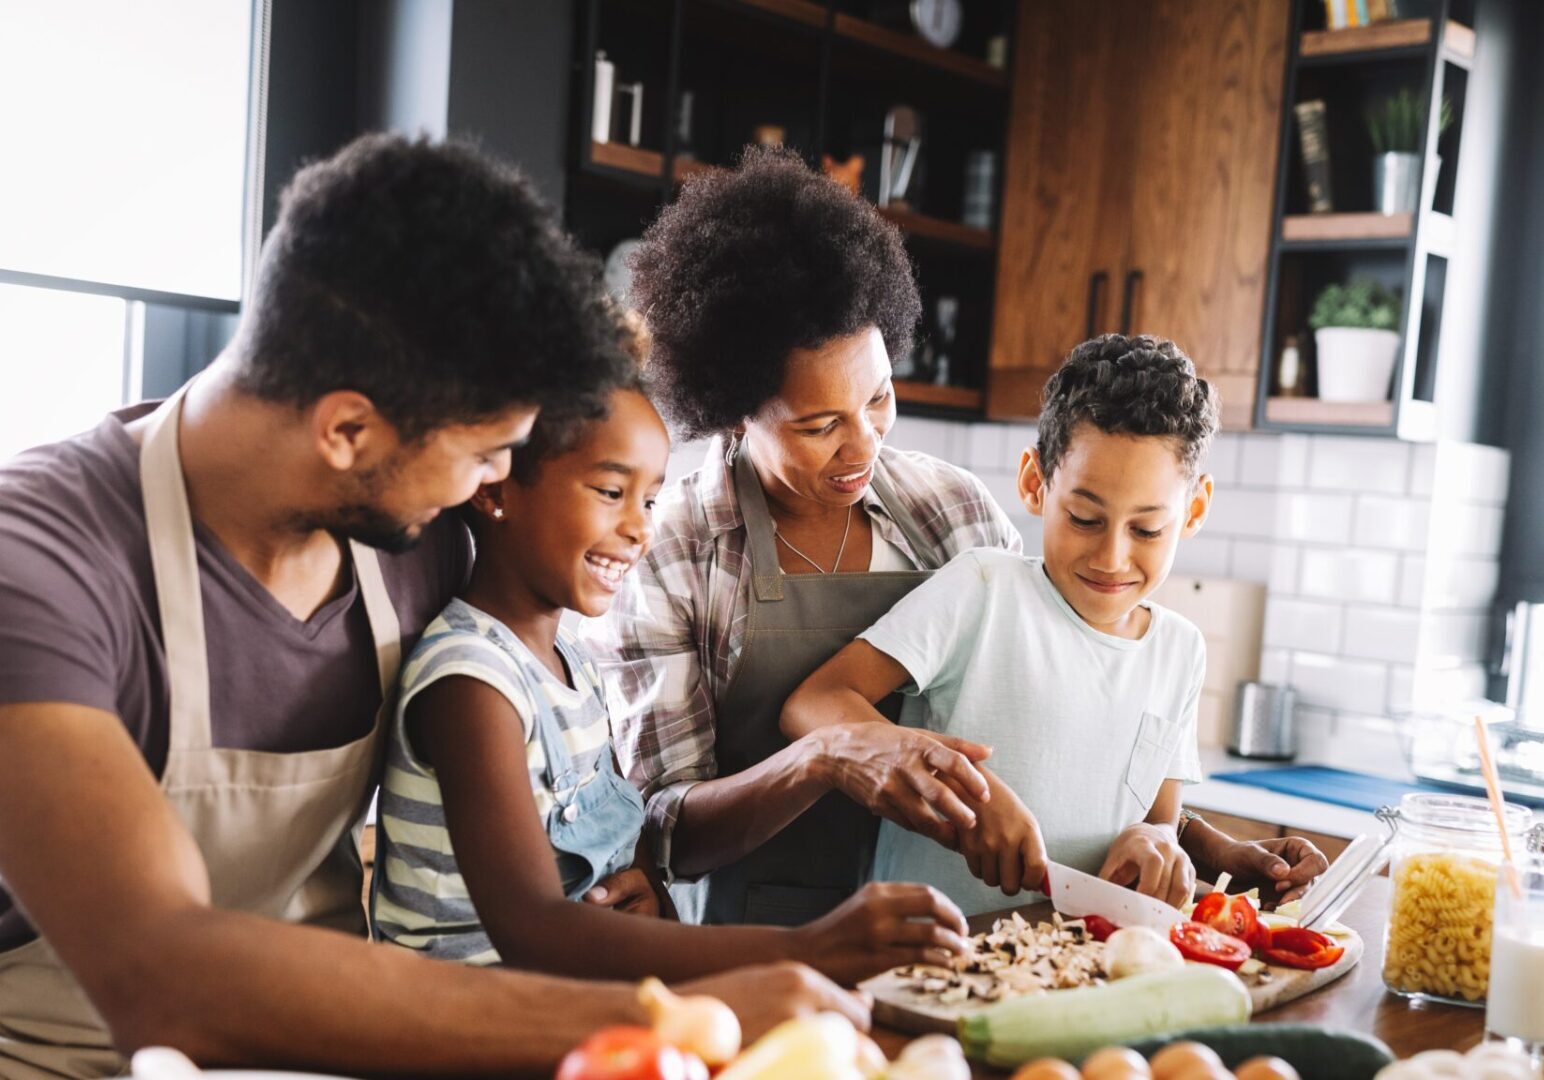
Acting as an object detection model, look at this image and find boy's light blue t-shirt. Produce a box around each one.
[860,548,1205,916]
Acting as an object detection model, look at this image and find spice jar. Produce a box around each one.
[1380,793,1538,1006]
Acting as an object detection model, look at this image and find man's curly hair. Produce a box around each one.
[236,133,633,441]
[1037,335,1220,483]
[628,145,922,440]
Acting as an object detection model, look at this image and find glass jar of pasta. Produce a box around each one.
[1380,793,1536,1007]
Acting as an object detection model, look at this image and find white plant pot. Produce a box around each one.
[1314,326,1400,402]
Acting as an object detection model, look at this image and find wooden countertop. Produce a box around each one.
[872,876,1484,1074]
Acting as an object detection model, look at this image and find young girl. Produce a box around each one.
[372,379,968,984]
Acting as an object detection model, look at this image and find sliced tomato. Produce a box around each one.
[1193,892,1270,951]
[555,1027,706,1080]
[1262,926,1345,971]
[1082,914,1118,942]
[1169,919,1253,971]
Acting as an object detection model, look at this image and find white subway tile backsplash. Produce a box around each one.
[1274,492,1355,544]
[966,423,1010,472]
[1264,597,1344,653]
[1410,443,1437,497]
[1398,556,1427,609]
[1270,544,1301,594]
[1387,663,1416,708]
[1307,436,1412,494]
[1298,548,1400,604]
[1428,503,1506,558]
[1290,651,1390,714]
[1012,513,1045,557]
[1433,442,1511,505]
[1413,663,1490,705]
[887,416,959,461]
[1172,534,1234,579]
[1003,424,1038,460]
[981,468,1027,524]
[1421,612,1493,666]
[1206,489,1279,540]
[1205,434,1243,486]
[1239,433,1306,487]
[1260,647,1292,684]
[1352,496,1432,551]
[1425,557,1502,612]
[1342,606,1421,663]
[1230,540,1273,585]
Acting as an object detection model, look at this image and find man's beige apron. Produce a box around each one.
[0,385,400,1078]
[672,448,937,927]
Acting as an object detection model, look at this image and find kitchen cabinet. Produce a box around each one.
[988,0,1289,429]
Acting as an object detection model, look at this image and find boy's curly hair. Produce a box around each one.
[628,144,922,440]
[236,133,633,441]
[1036,334,1220,483]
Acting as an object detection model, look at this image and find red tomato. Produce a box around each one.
[1083,914,1119,942]
[1169,920,1254,970]
[555,1027,708,1080]
[1261,926,1345,971]
[1193,892,1270,951]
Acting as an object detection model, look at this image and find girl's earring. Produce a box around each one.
[493,508,505,520]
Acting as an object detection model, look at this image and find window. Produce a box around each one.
[0,0,255,301]
[0,284,132,459]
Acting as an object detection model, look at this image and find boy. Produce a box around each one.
[783,335,1217,916]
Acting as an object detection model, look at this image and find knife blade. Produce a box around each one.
[1042,859,1185,933]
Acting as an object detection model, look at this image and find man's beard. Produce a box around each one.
[292,459,424,554]
[322,503,423,553]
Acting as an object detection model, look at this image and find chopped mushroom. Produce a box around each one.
[893,912,1108,1005]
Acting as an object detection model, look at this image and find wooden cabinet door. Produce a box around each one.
[1124,0,1289,430]
[987,1,1150,420]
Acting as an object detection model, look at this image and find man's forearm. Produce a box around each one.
[103,906,643,1077]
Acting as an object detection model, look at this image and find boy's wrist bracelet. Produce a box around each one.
[1175,807,1200,839]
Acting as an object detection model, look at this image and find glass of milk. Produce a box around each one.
[1486,854,1544,1064]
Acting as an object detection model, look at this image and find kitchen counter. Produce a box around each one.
[1186,746,1388,840]
[874,875,1483,1075]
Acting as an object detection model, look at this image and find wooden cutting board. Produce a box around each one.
[862,908,1365,1035]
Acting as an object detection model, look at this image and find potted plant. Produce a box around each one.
[1308,279,1402,402]
[1365,89,1452,214]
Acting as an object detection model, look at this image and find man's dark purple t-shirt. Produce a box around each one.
[0,403,471,949]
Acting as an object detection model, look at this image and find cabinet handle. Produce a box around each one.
[1085,271,1108,340]
[1120,269,1144,336]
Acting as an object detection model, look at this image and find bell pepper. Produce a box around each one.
[1261,926,1345,970]
[713,1013,866,1080]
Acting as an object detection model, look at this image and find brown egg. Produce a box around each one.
[1233,1056,1302,1080]
[1149,1042,1225,1080]
[1010,1059,1082,1080]
[1080,1046,1153,1079]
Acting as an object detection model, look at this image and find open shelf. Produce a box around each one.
[877,207,993,251]
[1264,397,1395,428]
[893,380,984,411]
[1282,211,1412,244]
[831,14,1007,88]
[1300,18,1475,64]
[730,0,826,29]
[587,143,995,254]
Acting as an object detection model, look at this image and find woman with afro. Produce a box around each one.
[581,147,1021,929]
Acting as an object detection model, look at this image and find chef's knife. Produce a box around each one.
[1042,859,1185,933]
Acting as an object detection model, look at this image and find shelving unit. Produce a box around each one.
[1254,0,1475,439]
[568,0,1016,416]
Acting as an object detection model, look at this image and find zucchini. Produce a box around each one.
[1118,1024,1395,1080]
[956,966,1252,1067]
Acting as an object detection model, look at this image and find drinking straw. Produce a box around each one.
[1473,714,1525,901]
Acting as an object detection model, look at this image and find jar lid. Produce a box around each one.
[1398,792,1533,838]
[1296,824,1398,932]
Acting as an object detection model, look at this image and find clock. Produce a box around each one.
[908,0,963,50]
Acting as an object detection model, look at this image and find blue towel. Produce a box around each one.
[1210,766,1458,813]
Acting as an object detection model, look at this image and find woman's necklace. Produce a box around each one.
[775,505,853,574]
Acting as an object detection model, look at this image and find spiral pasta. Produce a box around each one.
[1383,851,1496,1002]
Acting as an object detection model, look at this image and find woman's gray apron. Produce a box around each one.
[675,449,936,927]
